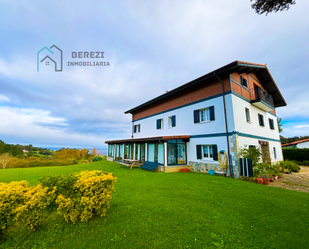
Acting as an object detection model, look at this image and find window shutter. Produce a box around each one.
[156,119,161,129]
[212,145,218,161]
[209,106,215,121]
[194,110,199,123]
[172,115,176,127]
[138,124,140,132]
[134,125,136,133]
[258,114,264,126]
[196,145,202,159]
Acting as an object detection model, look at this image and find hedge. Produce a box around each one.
[282,148,309,162]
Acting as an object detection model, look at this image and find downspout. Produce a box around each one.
[213,73,233,178]
[131,116,134,139]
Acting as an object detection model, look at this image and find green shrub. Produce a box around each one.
[303,160,309,166]
[92,156,103,162]
[282,148,309,161]
[291,160,301,165]
[279,161,300,173]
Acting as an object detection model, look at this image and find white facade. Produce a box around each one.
[127,92,283,175]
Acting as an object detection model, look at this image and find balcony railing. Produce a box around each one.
[250,87,275,110]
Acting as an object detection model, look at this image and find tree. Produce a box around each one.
[277,117,283,133]
[251,0,296,15]
[0,153,13,169]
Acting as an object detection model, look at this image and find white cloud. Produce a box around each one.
[0,94,10,103]
[0,106,125,148]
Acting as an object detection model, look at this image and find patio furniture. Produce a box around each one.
[140,161,159,171]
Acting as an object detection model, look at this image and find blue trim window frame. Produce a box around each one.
[240,75,248,88]
[269,118,275,130]
[168,115,176,128]
[196,144,218,161]
[133,124,140,133]
[258,113,265,127]
[194,106,215,124]
[156,118,164,130]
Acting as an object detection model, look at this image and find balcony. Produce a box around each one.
[250,87,275,112]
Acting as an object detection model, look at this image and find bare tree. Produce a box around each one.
[251,0,296,15]
[0,153,13,169]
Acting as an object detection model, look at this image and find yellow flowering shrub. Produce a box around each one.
[0,181,55,239]
[14,184,55,230]
[54,170,116,223]
[0,181,28,238]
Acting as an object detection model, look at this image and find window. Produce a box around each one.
[273,147,277,159]
[200,108,210,122]
[194,106,215,123]
[168,115,176,128]
[133,124,140,133]
[245,108,251,122]
[269,118,275,130]
[156,119,164,129]
[202,145,213,159]
[196,144,218,161]
[240,75,248,88]
[258,114,264,127]
[108,144,114,157]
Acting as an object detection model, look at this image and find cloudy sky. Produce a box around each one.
[0,0,308,150]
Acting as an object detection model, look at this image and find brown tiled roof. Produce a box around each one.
[105,135,190,144]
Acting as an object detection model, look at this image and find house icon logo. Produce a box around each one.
[37,45,63,72]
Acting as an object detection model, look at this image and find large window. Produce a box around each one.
[194,106,215,123]
[167,140,186,165]
[147,143,164,164]
[108,144,114,157]
[134,143,145,162]
[115,144,123,162]
[124,144,134,159]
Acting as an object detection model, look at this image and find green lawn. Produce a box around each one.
[1,161,308,248]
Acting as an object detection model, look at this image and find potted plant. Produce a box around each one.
[258,173,270,185]
[256,176,264,185]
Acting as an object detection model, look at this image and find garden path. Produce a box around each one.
[268,166,309,193]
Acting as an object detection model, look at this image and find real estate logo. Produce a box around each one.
[37,45,110,72]
[37,45,63,72]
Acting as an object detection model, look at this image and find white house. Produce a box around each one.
[282,138,309,149]
[105,61,286,177]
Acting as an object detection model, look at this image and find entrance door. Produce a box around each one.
[167,143,177,165]
[261,144,271,164]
